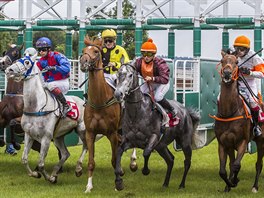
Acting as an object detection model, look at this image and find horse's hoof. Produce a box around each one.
[49,175,57,184]
[75,169,82,177]
[142,168,150,175]
[178,184,185,189]
[252,187,258,193]
[130,164,138,172]
[115,180,124,191]
[31,171,41,178]
[12,142,21,150]
[224,186,231,192]
[85,186,93,193]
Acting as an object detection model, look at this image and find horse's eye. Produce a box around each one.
[128,73,133,78]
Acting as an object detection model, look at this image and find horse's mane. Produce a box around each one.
[84,35,103,49]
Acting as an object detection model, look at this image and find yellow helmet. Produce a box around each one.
[102,29,117,38]
[233,35,250,48]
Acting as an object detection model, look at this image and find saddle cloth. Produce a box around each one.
[66,98,79,120]
[155,103,180,127]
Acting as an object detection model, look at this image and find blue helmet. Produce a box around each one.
[36,37,52,48]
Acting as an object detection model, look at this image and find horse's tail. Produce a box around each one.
[187,107,200,130]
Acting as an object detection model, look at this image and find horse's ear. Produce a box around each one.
[93,37,103,48]
[221,50,226,58]
[84,35,90,46]
[18,43,24,51]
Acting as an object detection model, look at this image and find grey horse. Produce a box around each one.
[114,62,200,191]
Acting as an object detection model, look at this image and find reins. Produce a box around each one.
[209,96,252,121]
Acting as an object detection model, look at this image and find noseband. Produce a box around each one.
[80,45,102,72]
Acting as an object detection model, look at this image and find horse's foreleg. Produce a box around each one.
[85,132,96,193]
[22,133,40,178]
[130,148,138,172]
[38,136,52,182]
[115,144,125,191]
[142,152,150,175]
[252,140,264,193]
[218,144,232,192]
[231,141,247,187]
[143,133,159,157]
[50,136,70,183]
[109,132,124,175]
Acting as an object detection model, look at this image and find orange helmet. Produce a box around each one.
[233,35,250,48]
[141,38,157,53]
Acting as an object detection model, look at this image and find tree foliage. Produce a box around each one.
[0,32,18,55]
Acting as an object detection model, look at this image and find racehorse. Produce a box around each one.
[5,55,88,183]
[79,35,137,193]
[211,51,264,192]
[113,62,200,191]
[0,44,24,149]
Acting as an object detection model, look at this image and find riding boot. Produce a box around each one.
[252,110,262,137]
[158,98,176,118]
[51,88,72,118]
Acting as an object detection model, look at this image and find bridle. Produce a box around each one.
[80,44,103,72]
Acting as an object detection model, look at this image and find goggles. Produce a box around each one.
[234,46,248,52]
[104,39,114,44]
[38,47,48,52]
[141,52,155,57]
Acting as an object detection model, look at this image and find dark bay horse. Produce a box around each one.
[0,44,23,149]
[79,36,137,193]
[113,63,200,191]
[212,51,264,193]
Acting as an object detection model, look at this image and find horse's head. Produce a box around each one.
[114,61,138,102]
[0,44,23,71]
[79,35,103,73]
[5,55,35,82]
[220,50,239,83]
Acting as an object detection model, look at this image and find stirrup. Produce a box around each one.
[61,106,72,118]
[253,126,262,137]
[170,110,176,119]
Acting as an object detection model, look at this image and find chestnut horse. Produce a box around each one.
[0,44,23,149]
[212,51,264,192]
[79,36,137,193]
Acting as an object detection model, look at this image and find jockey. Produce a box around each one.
[134,38,176,118]
[101,29,130,85]
[234,35,264,137]
[35,37,71,118]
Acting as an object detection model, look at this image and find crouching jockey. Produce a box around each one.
[233,35,264,137]
[134,38,176,119]
[35,37,72,117]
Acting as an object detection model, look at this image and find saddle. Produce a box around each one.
[145,93,180,127]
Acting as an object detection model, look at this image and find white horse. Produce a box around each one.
[5,55,87,183]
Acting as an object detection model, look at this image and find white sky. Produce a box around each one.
[1,0,263,60]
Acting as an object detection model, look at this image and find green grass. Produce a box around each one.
[0,137,263,198]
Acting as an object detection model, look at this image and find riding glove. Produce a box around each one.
[44,66,56,71]
[239,67,251,75]
[108,62,118,71]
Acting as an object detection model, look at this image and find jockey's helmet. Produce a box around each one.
[233,35,250,48]
[141,38,157,53]
[36,37,52,48]
[102,29,117,39]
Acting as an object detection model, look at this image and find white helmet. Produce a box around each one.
[24,47,38,62]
